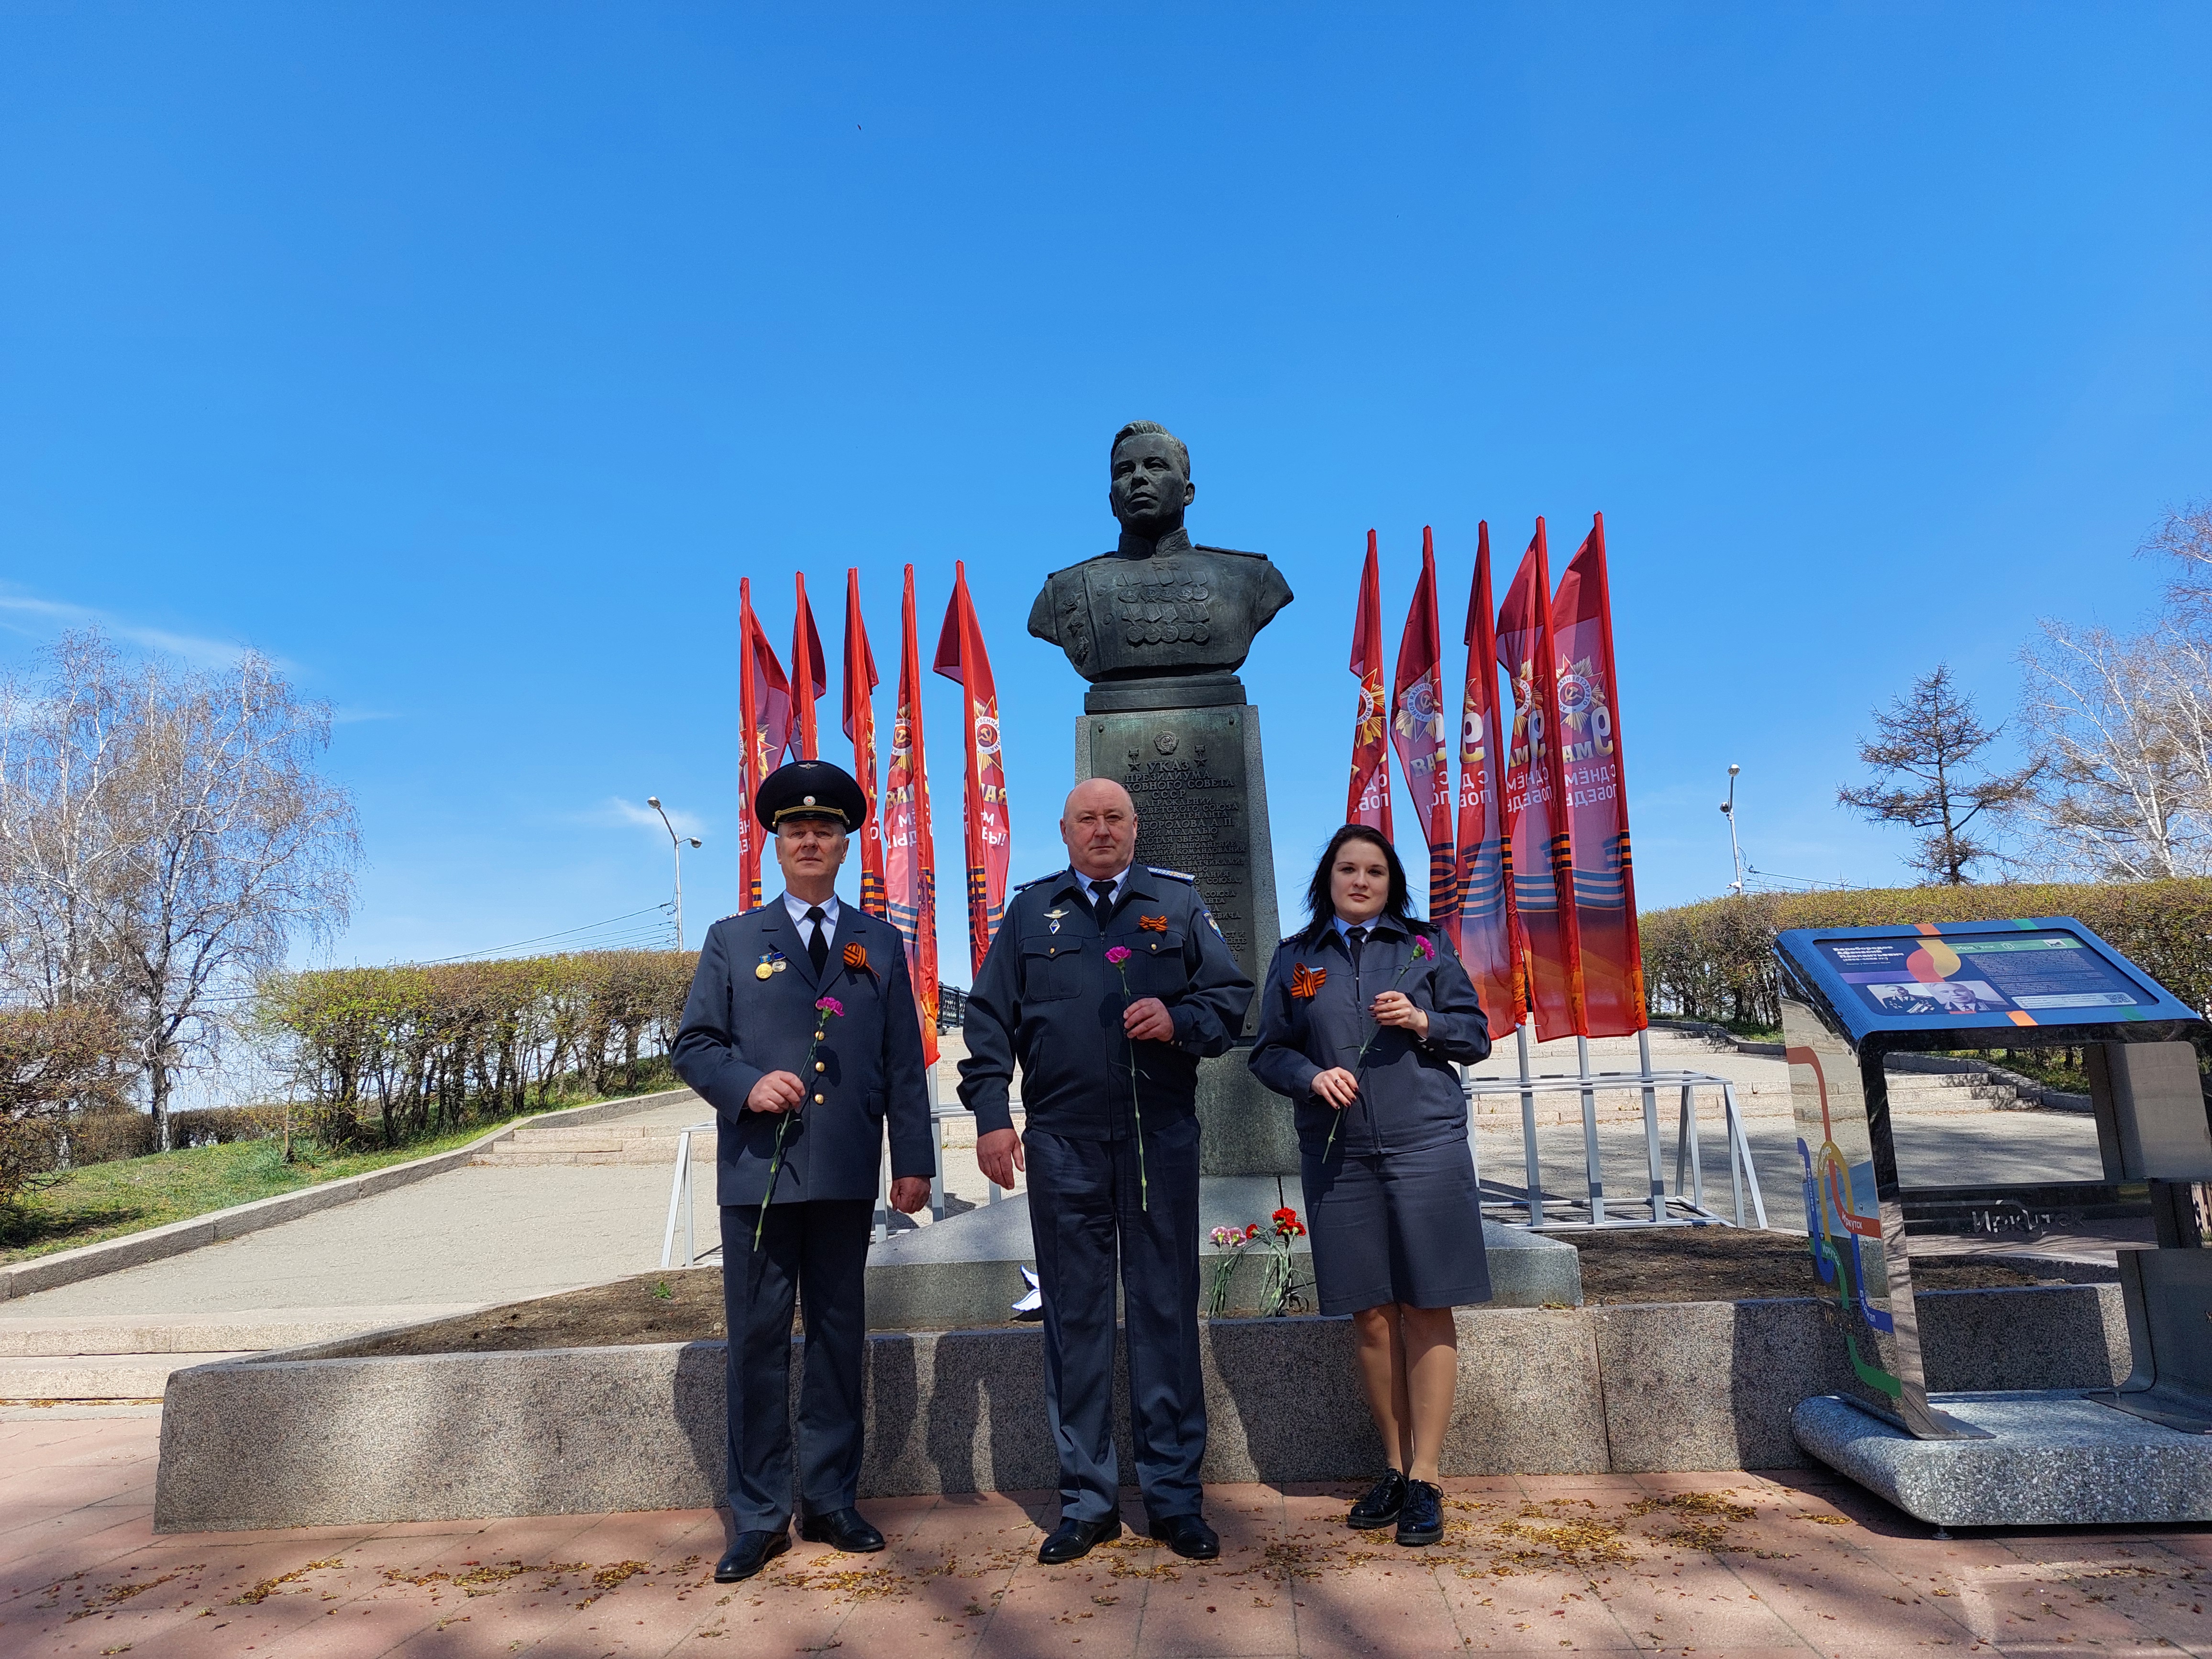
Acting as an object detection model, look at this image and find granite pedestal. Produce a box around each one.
[1792,1388,2212,1526]
[1076,691,1301,1176]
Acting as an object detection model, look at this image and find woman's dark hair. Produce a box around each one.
[1302,825,1416,943]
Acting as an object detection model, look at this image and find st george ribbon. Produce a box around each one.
[933,560,1011,977]
[1550,513,1646,1036]
[1392,526,1455,921]
[1453,522,1525,1038]
[841,568,889,923]
[1346,530,1393,833]
[883,565,940,1063]
[736,577,792,913]
[1496,519,1586,1040]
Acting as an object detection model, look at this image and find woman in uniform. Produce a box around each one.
[1249,825,1493,1548]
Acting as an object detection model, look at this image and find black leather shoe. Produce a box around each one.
[1148,1514,1220,1560]
[1347,1470,1408,1530]
[715,1527,790,1582]
[1396,1479,1444,1547]
[799,1507,886,1553]
[1037,1515,1122,1564]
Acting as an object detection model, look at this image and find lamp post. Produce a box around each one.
[1718,764,1745,896]
[647,797,702,951]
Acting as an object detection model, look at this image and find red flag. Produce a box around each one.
[789,573,827,762]
[1454,522,1525,1038]
[933,561,1011,977]
[1496,520,1586,1040]
[841,569,889,923]
[1347,531,1392,833]
[1391,526,1453,916]
[737,578,792,913]
[1551,513,1646,1036]
[883,566,939,1063]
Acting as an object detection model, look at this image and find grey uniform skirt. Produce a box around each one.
[1299,1139,1491,1316]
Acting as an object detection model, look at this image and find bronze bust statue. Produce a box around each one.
[1028,422,1293,707]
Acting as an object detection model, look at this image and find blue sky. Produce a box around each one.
[5,3,2209,977]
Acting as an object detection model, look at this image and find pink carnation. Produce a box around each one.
[1105,946,1132,964]
[815,996,845,1017]
[1413,936,1435,959]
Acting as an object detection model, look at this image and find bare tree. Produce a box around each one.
[0,634,141,1013]
[0,632,360,1149]
[2013,499,2212,880]
[1837,664,2037,884]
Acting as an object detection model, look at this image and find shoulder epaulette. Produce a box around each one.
[1191,543,1270,561]
[1014,872,1061,893]
[1148,866,1197,883]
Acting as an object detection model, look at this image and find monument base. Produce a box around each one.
[865,1186,1583,1329]
[1195,1048,1299,1175]
[1792,1389,2212,1526]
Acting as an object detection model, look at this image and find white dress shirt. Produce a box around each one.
[782,891,842,954]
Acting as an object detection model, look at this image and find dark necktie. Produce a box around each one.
[1090,878,1116,924]
[805,905,830,977]
[1347,925,1368,969]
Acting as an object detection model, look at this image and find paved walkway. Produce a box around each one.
[3,1408,2208,1657]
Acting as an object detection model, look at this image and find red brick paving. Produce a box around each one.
[1,1410,2207,1657]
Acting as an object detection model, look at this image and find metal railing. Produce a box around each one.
[1472,1027,1768,1229]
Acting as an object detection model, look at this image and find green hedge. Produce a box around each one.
[257,950,695,1150]
[1640,878,2212,1032]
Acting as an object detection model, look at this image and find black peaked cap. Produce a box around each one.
[754,758,868,833]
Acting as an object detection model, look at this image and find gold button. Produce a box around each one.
[814,1061,826,1073]
[813,1030,824,1041]
[813,1093,824,1105]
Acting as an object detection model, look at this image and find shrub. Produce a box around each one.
[256,950,696,1149]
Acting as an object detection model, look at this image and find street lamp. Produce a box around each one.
[1718,764,1745,896]
[647,796,702,951]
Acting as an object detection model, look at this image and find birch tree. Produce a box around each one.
[0,632,360,1149]
[2016,500,2212,879]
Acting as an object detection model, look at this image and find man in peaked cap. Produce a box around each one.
[673,758,935,1583]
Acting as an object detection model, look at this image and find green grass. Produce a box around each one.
[0,1087,668,1266]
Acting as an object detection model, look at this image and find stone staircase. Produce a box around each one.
[1883,1068,2036,1114]
[469,1120,713,1167]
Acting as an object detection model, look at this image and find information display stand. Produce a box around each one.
[1776,917,2212,1526]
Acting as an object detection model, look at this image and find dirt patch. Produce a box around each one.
[1568,1226,2113,1305]
[323,1230,2113,1357]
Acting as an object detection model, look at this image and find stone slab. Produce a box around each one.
[0,1087,699,1302]
[1792,1389,2212,1526]
[1590,1283,2128,1472]
[153,1283,2126,1531]
[0,1305,486,1357]
[1,1351,252,1400]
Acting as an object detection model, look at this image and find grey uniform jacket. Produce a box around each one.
[958,866,1254,1140]
[672,901,934,1206]
[1248,915,1492,1159]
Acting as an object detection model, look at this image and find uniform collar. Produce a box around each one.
[1318,910,1410,953]
[780,890,842,930]
[1113,524,1194,561]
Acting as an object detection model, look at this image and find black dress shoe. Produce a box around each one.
[1037,1515,1122,1564]
[1347,1470,1408,1531]
[1148,1514,1220,1560]
[715,1528,790,1582]
[799,1507,886,1553]
[1396,1479,1444,1547]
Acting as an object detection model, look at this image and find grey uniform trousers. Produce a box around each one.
[720,1198,871,1531]
[1025,1113,1206,1525]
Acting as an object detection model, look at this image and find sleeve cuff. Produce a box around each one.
[971,1097,1015,1137]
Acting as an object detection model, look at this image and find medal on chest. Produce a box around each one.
[1044,908,1069,936]
[756,950,789,981]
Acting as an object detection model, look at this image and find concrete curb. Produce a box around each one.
[153,1282,2128,1531]
[0,1088,699,1304]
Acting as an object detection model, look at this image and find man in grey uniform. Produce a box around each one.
[960,778,1253,1564]
[673,760,934,1583]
